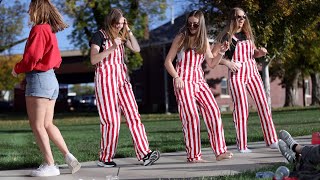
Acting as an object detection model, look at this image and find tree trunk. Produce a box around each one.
[284,71,299,107]
[310,72,320,106]
[302,75,306,107]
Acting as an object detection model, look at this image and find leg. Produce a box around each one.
[300,145,320,166]
[196,83,232,160]
[247,73,278,147]
[95,68,121,163]
[44,99,69,155]
[175,83,202,162]
[26,97,55,165]
[44,99,81,173]
[279,130,320,166]
[229,77,250,152]
[118,80,150,160]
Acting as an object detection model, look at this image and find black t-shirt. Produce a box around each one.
[89,31,106,53]
[224,32,247,60]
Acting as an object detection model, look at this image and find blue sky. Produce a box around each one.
[6,0,192,54]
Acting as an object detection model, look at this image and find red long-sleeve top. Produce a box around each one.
[14,24,62,74]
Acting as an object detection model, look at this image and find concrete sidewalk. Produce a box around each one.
[0,136,311,180]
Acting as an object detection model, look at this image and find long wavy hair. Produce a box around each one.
[216,7,255,46]
[177,10,208,54]
[28,0,68,33]
[102,8,128,42]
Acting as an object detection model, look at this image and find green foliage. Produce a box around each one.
[0,55,25,96]
[0,0,26,52]
[125,50,143,73]
[54,0,167,72]
[196,0,320,106]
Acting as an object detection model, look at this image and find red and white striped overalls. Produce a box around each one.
[228,36,278,150]
[174,49,227,161]
[95,31,151,162]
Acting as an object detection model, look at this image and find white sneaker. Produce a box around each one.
[239,148,252,153]
[65,153,81,174]
[30,163,60,177]
[269,141,279,149]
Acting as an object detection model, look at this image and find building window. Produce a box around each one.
[221,78,228,96]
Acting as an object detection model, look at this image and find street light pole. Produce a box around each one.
[164,0,175,114]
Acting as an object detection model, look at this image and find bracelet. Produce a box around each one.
[173,76,179,80]
[218,51,225,56]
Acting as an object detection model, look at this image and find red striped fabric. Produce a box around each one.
[229,38,278,151]
[174,49,228,161]
[95,38,151,162]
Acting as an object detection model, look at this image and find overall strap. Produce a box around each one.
[232,35,239,42]
[99,29,107,40]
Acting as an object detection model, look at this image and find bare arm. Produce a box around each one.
[124,18,140,52]
[164,35,184,90]
[90,38,121,65]
[212,42,241,72]
[125,31,140,52]
[253,47,268,58]
[206,40,229,68]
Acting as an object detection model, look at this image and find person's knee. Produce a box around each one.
[29,122,45,133]
[44,122,54,130]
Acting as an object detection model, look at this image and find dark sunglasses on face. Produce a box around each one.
[187,22,199,29]
[236,15,247,20]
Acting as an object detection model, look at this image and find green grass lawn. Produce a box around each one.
[0,107,319,175]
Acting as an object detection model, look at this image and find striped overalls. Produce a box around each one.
[174,49,228,161]
[228,36,278,150]
[95,32,151,162]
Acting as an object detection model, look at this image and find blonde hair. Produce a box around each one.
[178,10,208,54]
[103,8,128,42]
[216,7,255,46]
[29,0,68,33]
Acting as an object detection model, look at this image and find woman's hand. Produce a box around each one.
[112,37,122,48]
[254,47,268,58]
[174,77,184,90]
[220,41,230,53]
[226,61,241,72]
[124,18,130,31]
[11,68,18,77]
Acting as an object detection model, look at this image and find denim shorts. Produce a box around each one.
[25,69,59,100]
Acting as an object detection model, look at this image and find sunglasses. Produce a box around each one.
[236,15,247,20]
[187,22,199,29]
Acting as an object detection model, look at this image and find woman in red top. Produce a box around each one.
[212,7,278,153]
[12,0,80,177]
[164,10,233,162]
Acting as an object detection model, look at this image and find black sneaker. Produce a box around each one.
[97,160,117,167]
[143,150,160,166]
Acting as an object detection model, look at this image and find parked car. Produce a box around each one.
[79,95,96,108]
[67,94,96,111]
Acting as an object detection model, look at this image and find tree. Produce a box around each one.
[55,0,168,72]
[269,1,320,106]
[300,21,320,106]
[0,0,27,53]
[0,55,24,100]
[194,0,320,107]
